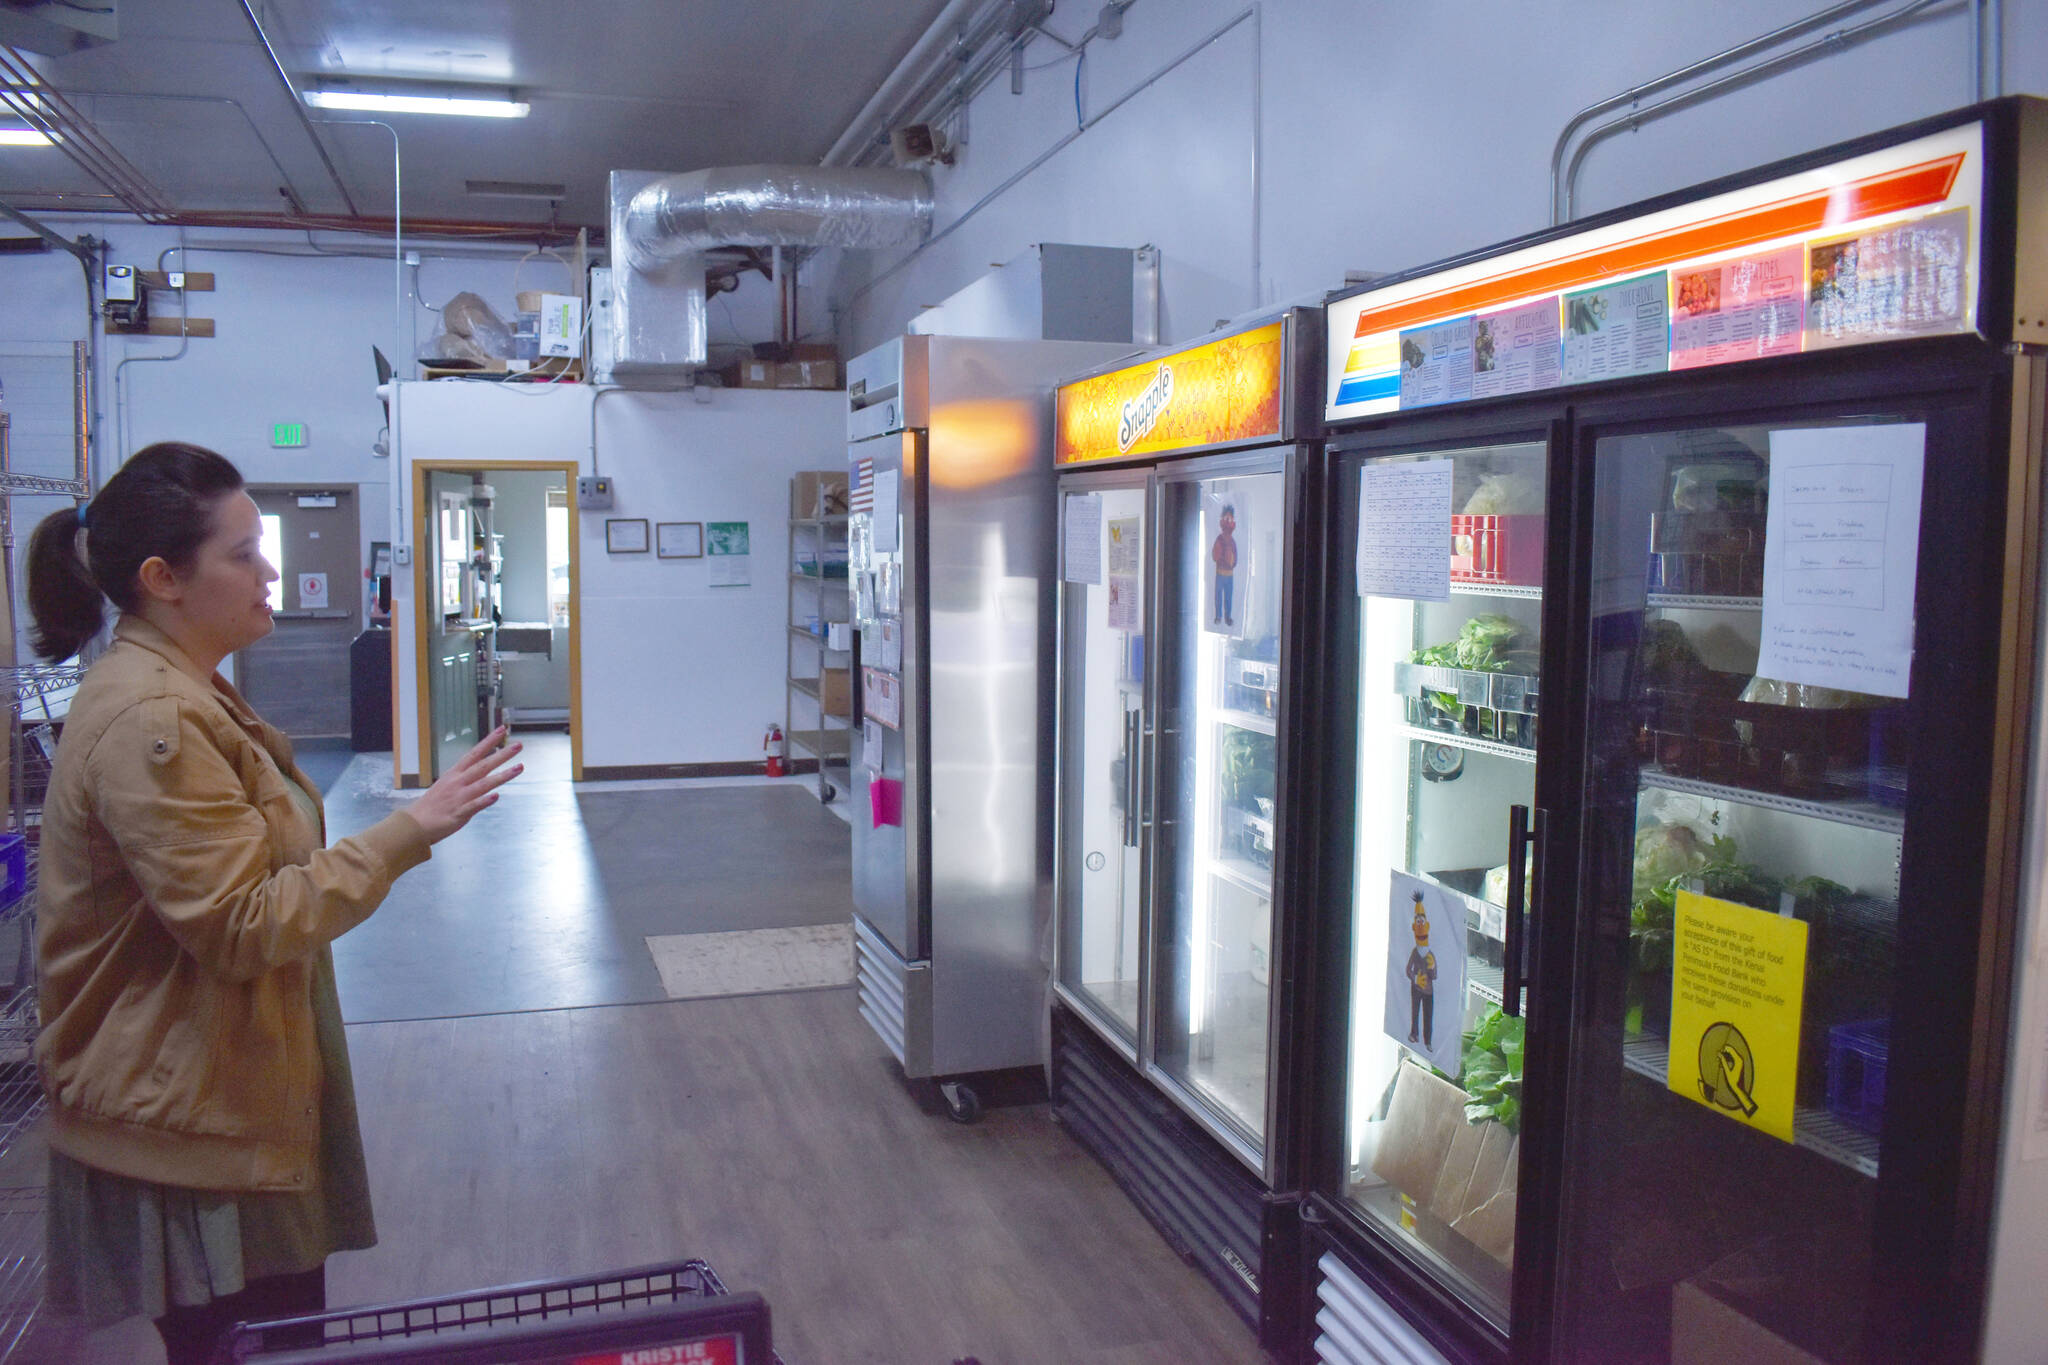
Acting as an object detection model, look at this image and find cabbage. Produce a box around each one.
[1462,472,1544,515]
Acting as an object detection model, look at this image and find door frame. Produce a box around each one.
[238,483,363,739]
[407,458,583,784]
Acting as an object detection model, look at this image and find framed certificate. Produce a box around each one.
[657,521,704,559]
[605,518,650,554]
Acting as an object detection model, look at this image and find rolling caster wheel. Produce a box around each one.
[940,1080,983,1124]
[820,782,836,803]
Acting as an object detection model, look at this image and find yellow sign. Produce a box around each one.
[1055,321,1285,464]
[1667,890,1808,1143]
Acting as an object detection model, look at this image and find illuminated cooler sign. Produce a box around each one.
[1325,121,1985,422]
[1058,320,1285,463]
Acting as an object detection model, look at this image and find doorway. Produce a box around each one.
[238,485,361,739]
[411,460,581,782]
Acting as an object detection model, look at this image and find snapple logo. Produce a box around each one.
[1118,364,1174,453]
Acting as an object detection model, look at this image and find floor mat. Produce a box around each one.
[645,923,854,1000]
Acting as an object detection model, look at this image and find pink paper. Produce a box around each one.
[869,776,904,829]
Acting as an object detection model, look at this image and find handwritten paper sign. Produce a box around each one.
[1757,424,1925,698]
[1357,459,1453,601]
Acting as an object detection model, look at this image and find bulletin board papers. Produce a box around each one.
[1106,516,1142,631]
[873,468,901,553]
[1757,423,1925,699]
[863,667,901,729]
[1357,460,1453,602]
[1384,871,1467,1080]
[706,521,751,587]
[1561,272,1670,386]
[1667,890,1809,1144]
[1063,493,1104,584]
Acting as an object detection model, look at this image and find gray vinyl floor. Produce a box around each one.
[25,735,1267,1363]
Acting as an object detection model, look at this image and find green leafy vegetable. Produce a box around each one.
[1435,1006,1526,1134]
[1412,614,1529,673]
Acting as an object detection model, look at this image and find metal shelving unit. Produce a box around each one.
[0,347,91,1363]
[786,475,851,805]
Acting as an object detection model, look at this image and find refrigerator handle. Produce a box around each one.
[1121,708,1141,848]
[1505,804,1544,1018]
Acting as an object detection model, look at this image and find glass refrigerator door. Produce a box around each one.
[1057,480,1150,1048]
[1154,462,1287,1163]
[1564,414,1926,1361]
[1341,439,1549,1329]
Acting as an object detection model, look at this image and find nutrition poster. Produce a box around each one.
[1106,516,1141,631]
[1384,871,1466,1079]
[1063,493,1103,584]
[1806,207,1970,349]
[1470,297,1562,400]
[1757,423,1925,699]
[1667,890,1808,1143]
[1669,247,1805,370]
[1560,271,1670,385]
[1356,459,1453,602]
[1397,316,1475,409]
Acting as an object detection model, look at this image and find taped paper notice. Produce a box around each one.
[1757,424,1925,699]
[1063,493,1103,584]
[1561,272,1670,385]
[1397,316,1474,409]
[873,468,901,553]
[1106,516,1141,631]
[1668,891,1808,1144]
[861,717,885,773]
[1357,459,1453,602]
[863,667,901,729]
[1470,297,1561,400]
[1384,871,1467,1080]
[1670,248,1804,370]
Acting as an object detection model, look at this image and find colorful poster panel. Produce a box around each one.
[1669,247,1805,370]
[1397,316,1475,409]
[1806,206,1971,349]
[1470,297,1562,400]
[1561,271,1670,386]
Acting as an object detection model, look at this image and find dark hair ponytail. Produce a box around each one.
[26,441,246,662]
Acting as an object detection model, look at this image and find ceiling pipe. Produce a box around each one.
[822,0,988,166]
[621,165,932,267]
[233,0,361,218]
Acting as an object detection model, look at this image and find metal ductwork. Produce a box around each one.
[606,165,932,379]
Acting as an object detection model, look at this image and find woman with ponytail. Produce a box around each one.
[28,442,522,1363]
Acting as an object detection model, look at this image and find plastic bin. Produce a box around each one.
[217,1258,777,1364]
[1449,513,1542,586]
[0,834,24,909]
[1825,1019,1889,1135]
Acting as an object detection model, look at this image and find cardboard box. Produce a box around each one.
[819,667,852,717]
[791,471,849,520]
[1671,1282,1826,1365]
[736,358,841,390]
[1369,1061,1519,1267]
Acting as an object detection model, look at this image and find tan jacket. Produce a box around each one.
[34,615,430,1192]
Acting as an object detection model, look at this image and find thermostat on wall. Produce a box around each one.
[576,475,615,509]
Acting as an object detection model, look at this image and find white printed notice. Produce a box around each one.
[1561,271,1670,385]
[873,468,901,553]
[1106,516,1141,631]
[1357,459,1453,602]
[1063,493,1103,584]
[1757,424,1925,699]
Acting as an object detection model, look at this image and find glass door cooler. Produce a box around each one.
[1300,97,2048,1365]
[1049,309,1322,1349]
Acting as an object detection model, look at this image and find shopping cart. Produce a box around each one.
[215,1257,777,1364]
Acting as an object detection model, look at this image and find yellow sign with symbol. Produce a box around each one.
[1667,889,1808,1143]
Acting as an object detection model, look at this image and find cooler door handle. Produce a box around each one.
[1504,804,1545,1019]
[1121,708,1140,848]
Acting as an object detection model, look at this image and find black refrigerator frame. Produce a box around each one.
[1293,95,2046,1365]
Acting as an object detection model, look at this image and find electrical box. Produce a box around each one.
[576,475,615,509]
[103,264,137,303]
[538,293,582,358]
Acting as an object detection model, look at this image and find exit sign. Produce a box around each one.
[271,422,309,448]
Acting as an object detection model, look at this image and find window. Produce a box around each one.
[259,513,284,611]
[546,487,570,627]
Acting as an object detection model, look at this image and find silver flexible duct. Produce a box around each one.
[623,165,932,267]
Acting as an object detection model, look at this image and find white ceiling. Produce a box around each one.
[1,0,952,233]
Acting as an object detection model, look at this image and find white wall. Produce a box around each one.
[832,0,2048,351]
[390,379,843,780]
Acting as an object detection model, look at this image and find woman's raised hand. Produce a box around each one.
[408,725,523,844]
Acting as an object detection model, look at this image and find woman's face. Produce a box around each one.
[167,492,279,660]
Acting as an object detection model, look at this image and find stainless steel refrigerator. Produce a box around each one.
[845,333,1132,1122]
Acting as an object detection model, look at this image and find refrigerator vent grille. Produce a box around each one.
[1052,1010,1263,1330]
[853,917,909,1065]
[1314,1252,1450,1365]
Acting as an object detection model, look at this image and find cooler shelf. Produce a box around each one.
[1645,593,1762,612]
[1400,724,1536,764]
[1639,768,1904,835]
[1620,1034,1879,1178]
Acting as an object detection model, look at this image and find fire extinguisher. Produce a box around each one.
[764,722,785,778]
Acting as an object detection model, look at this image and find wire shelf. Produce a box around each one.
[2,668,81,705]
[0,474,85,498]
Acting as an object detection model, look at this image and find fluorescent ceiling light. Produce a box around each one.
[0,128,53,147]
[304,87,529,119]
[466,179,566,201]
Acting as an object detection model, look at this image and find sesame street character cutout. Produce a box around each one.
[1405,891,1437,1048]
[1384,870,1467,1077]
[1210,504,1238,627]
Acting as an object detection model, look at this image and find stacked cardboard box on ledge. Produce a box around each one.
[728,343,841,391]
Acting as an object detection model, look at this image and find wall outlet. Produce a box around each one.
[393,545,413,566]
